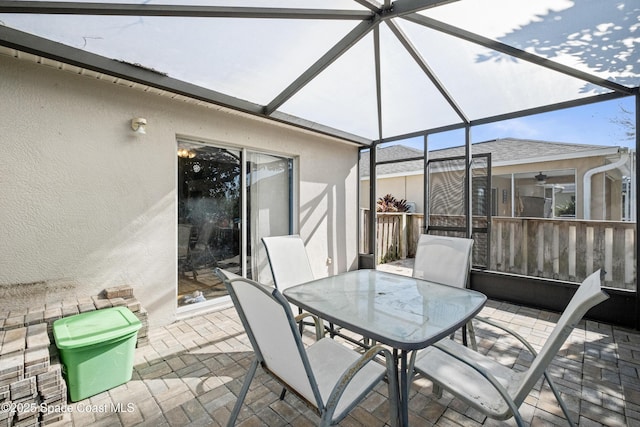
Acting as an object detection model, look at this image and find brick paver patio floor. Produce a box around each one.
[48,264,640,426]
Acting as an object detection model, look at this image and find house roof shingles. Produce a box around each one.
[360,138,618,178]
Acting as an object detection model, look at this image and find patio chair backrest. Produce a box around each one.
[219,271,322,409]
[262,235,314,290]
[412,234,473,289]
[194,221,215,249]
[513,269,608,405]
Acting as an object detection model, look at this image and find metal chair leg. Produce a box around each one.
[433,383,444,399]
[467,321,478,351]
[544,371,576,427]
[227,358,258,427]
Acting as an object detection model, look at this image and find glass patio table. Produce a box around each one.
[283,269,487,427]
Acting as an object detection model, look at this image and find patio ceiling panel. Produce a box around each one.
[277,32,380,141]
[378,22,463,138]
[0,13,361,107]
[396,18,618,123]
[420,0,640,89]
[0,0,637,146]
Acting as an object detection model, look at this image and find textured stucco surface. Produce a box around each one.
[0,54,359,326]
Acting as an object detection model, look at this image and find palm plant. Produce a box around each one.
[377,194,411,212]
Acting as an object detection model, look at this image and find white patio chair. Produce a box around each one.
[187,221,217,280]
[177,224,192,276]
[262,235,314,290]
[262,234,316,323]
[215,269,399,427]
[409,269,609,427]
[262,235,363,346]
[412,234,476,349]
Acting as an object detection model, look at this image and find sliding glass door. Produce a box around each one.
[246,152,293,282]
[177,139,293,308]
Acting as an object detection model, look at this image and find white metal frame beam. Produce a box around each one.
[0,0,637,146]
[264,18,380,115]
[386,19,469,124]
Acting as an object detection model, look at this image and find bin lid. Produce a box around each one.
[53,307,141,349]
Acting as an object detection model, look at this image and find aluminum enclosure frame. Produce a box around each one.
[0,1,638,328]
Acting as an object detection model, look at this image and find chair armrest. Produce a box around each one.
[430,341,523,424]
[409,316,538,379]
[324,345,398,422]
[473,316,573,426]
[294,312,325,340]
[474,316,538,357]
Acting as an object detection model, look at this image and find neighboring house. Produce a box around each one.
[360,138,635,221]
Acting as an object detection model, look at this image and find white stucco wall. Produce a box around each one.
[0,54,359,327]
[360,175,425,213]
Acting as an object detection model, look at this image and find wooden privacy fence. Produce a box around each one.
[492,217,636,289]
[360,211,424,262]
[361,210,637,290]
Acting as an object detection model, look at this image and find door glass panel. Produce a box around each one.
[246,152,292,283]
[177,142,241,307]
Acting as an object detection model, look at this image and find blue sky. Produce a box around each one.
[401,96,636,152]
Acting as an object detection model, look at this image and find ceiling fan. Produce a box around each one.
[535,172,548,185]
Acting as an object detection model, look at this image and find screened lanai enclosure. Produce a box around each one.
[0,1,638,327]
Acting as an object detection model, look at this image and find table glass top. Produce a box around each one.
[284,269,486,350]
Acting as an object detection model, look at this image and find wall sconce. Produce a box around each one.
[177,148,196,158]
[131,117,147,134]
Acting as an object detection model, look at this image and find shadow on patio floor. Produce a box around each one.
[49,263,640,426]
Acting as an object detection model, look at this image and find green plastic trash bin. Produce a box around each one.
[53,306,142,402]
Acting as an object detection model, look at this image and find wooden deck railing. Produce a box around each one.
[361,210,637,290]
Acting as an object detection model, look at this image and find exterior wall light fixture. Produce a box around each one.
[131,117,147,134]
